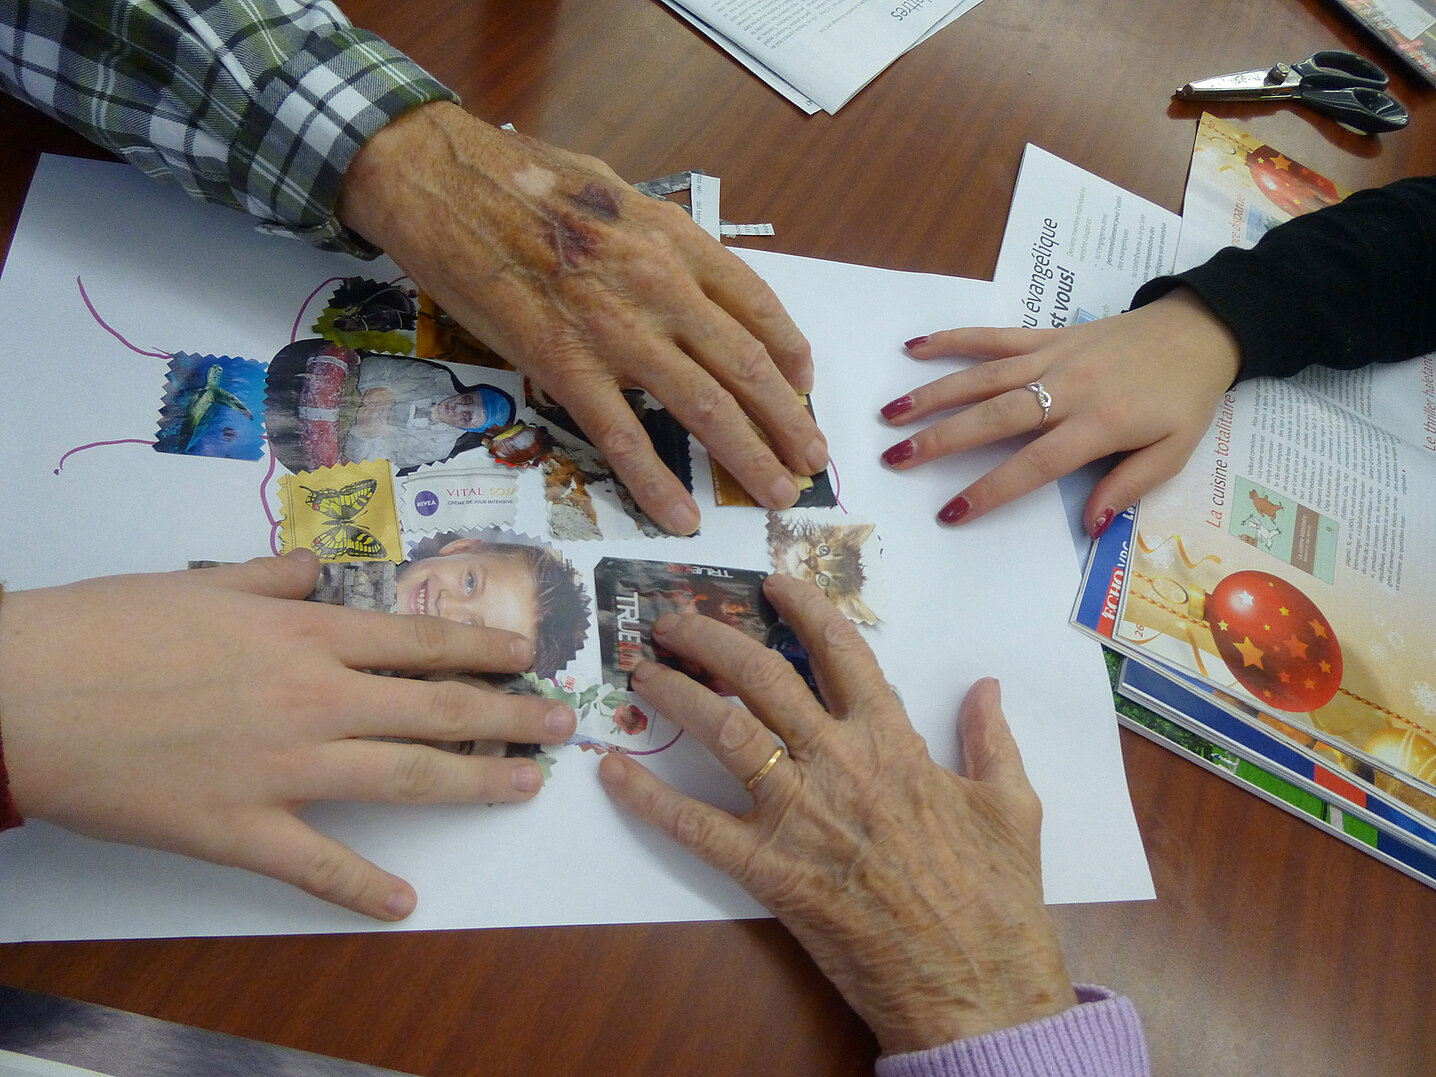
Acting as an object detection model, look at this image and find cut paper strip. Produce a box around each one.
[633,171,774,240]
[690,171,722,238]
[720,222,775,237]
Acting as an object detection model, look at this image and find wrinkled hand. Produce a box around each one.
[599,575,1075,1053]
[879,288,1242,535]
[338,102,827,535]
[0,551,575,920]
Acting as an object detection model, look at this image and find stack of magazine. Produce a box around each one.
[1071,116,1436,889]
[1329,0,1436,88]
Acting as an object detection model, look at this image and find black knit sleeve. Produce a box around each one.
[1130,176,1436,381]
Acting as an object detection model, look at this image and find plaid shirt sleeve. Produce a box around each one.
[0,0,459,255]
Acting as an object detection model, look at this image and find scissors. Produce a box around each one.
[1175,50,1408,134]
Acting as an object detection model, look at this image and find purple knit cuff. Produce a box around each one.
[874,985,1150,1077]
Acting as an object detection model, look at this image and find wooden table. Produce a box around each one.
[2,1,1433,1073]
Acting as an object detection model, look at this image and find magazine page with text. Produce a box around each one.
[1112,368,1436,795]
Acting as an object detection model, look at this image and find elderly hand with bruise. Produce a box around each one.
[338,102,827,536]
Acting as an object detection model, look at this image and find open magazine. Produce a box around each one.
[1075,502,1436,863]
[1113,361,1436,792]
[1169,114,1349,271]
[1069,118,1436,884]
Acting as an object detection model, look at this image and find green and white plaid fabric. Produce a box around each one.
[0,0,457,254]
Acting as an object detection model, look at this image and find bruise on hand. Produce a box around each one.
[546,215,600,269]
[544,182,623,270]
[570,182,620,221]
[510,149,625,272]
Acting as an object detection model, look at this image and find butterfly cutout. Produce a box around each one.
[302,479,387,559]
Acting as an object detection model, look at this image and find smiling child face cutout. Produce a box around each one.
[395,539,540,641]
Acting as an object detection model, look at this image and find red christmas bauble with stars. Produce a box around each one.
[1206,570,1342,713]
[1245,147,1341,218]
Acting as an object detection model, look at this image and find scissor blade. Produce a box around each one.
[1175,67,1299,99]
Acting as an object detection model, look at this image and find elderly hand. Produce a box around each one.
[0,551,575,920]
[338,102,827,535]
[599,574,1075,1053]
[878,287,1241,536]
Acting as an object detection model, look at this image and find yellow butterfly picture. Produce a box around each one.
[301,478,387,559]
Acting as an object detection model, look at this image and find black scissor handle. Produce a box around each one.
[1293,49,1389,91]
[1300,85,1410,133]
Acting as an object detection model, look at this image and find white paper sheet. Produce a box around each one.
[992,144,1181,557]
[0,1052,112,1077]
[0,156,1150,941]
[994,145,1180,329]
[659,0,983,114]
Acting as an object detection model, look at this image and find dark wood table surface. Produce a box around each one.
[2,1,1434,1074]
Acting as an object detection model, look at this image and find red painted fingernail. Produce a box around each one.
[938,496,970,524]
[880,395,914,420]
[881,439,915,466]
[1091,508,1115,539]
[904,335,929,350]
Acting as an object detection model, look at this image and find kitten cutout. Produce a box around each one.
[765,511,879,624]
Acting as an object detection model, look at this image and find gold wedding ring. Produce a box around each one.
[744,746,786,791]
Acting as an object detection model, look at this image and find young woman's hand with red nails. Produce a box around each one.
[878,288,1241,536]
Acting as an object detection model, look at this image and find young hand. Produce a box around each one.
[0,551,576,920]
[338,103,828,536]
[879,288,1241,536]
[599,574,1075,1053]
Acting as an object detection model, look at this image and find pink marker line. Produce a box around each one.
[258,443,284,554]
[76,277,169,359]
[54,438,153,473]
[291,277,344,343]
[625,728,684,756]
